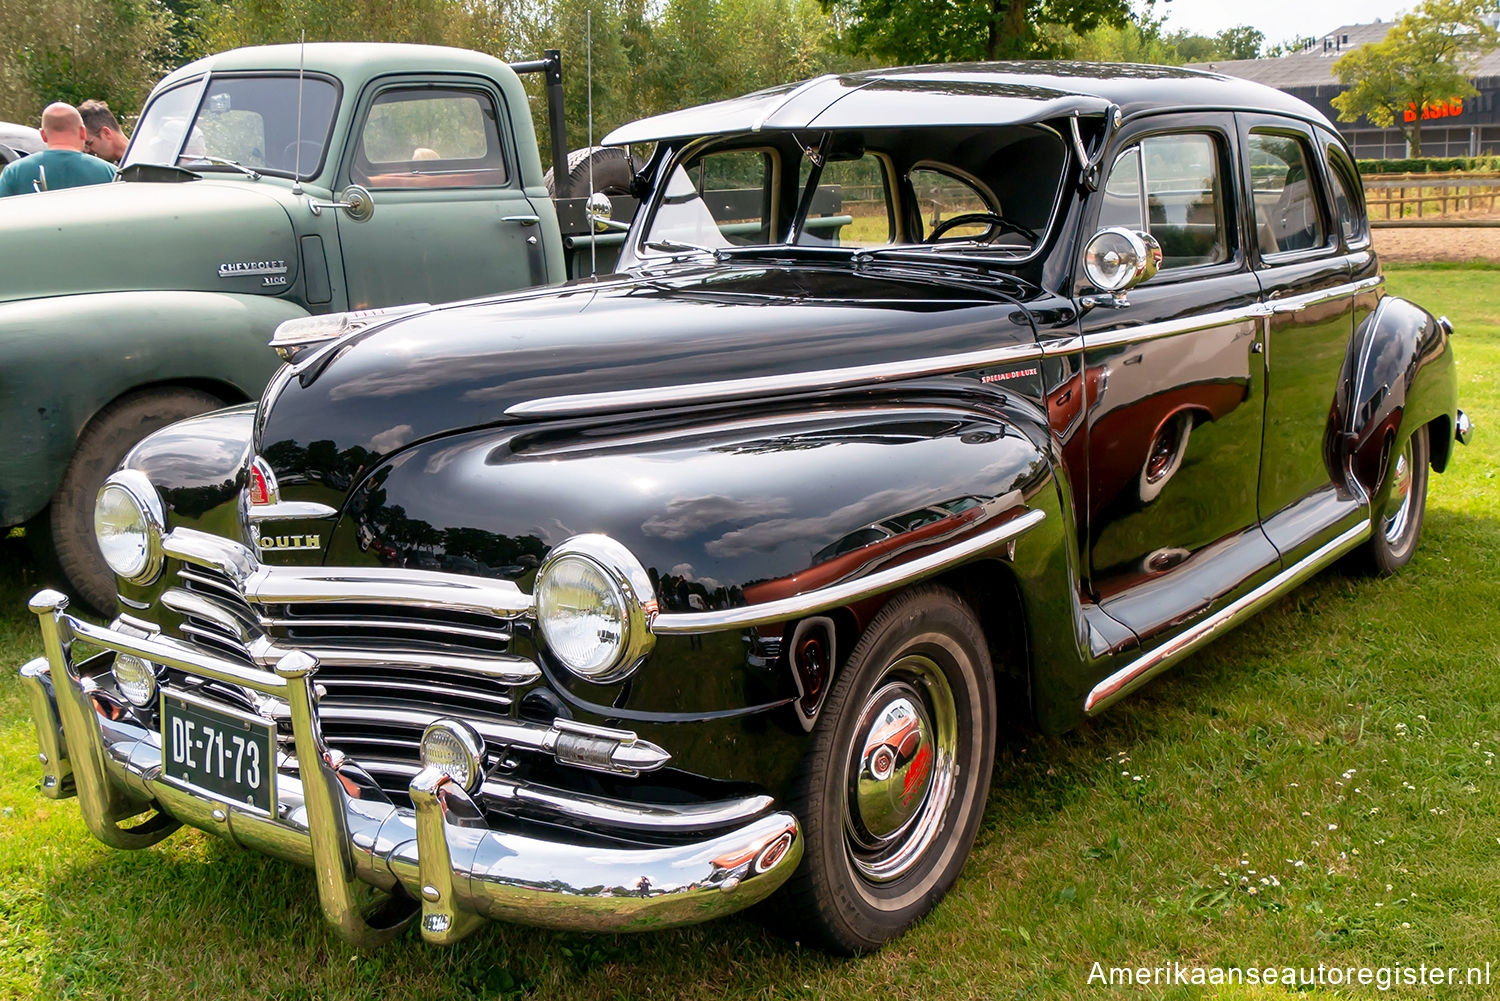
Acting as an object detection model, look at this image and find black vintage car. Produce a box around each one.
[18,62,1468,954]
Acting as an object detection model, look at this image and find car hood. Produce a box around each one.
[255,262,1044,493]
[0,178,299,304]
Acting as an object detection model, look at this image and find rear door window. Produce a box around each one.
[1247,132,1327,257]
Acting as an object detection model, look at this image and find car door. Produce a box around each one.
[334,78,551,309]
[1239,114,1368,564]
[1078,116,1279,642]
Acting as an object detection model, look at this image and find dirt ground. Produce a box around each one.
[1373,225,1500,263]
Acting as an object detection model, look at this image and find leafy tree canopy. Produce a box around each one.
[819,0,1135,62]
[1332,0,1500,156]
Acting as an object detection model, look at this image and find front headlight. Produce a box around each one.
[93,470,165,584]
[534,535,656,683]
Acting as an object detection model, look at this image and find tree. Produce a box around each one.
[1214,24,1263,60]
[0,0,175,123]
[1332,0,1500,156]
[819,0,1134,62]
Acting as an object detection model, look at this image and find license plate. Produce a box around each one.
[161,689,276,814]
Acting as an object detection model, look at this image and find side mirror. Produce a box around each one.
[586,191,630,233]
[307,184,375,222]
[1081,227,1161,308]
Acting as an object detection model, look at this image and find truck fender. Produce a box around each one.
[0,291,305,525]
[1340,295,1457,496]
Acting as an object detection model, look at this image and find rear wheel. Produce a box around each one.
[49,388,225,613]
[1354,424,1430,577]
[774,586,996,953]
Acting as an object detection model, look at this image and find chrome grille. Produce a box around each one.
[160,558,535,795]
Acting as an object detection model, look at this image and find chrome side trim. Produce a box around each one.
[652,507,1045,635]
[505,341,1049,418]
[506,276,1386,419]
[1083,521,1371,715]
[247,501,339,523]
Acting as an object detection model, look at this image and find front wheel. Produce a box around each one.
[1354,424,1430,577]
[774,586,996,953]
[49,387,226,613]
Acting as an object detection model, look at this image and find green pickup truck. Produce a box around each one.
[1,43,632,611]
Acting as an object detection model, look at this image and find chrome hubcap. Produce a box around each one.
[843,654,957,883]
[1382,440,1415,545]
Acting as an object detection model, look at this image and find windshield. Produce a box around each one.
[639,125,1069,259]
[123,75,339,178]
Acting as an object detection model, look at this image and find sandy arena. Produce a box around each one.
[1373,226,1500,263]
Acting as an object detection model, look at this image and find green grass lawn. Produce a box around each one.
[2,262,1499,1000]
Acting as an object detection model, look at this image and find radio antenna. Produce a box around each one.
[291,30,306,196]
[587,8,597,276]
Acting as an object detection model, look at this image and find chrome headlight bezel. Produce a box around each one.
[534,534,657,684]
[93,470,166,586]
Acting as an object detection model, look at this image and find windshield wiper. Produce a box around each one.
[853,240,1026,262]
[193,156,261,180]
[645,239,722,261]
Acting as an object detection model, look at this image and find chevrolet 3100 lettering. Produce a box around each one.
[18,62,1469,953]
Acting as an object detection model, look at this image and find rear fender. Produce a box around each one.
[1341,295,1456,494]
[0,291,304,525]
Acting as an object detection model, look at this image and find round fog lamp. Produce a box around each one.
[112,653,159,708]
[93,471,165,584]
[419,720,486,793]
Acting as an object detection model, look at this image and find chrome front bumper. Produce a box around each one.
[18,589,802,945]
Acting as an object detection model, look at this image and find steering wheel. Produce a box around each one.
[926,212,1038,244]
[280,140,322,172]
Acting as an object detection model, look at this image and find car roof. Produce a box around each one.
[604,61,1330,145]
[0,122,43,154]
[159,42,517,90]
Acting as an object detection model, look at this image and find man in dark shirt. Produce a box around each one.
[79,100,130,164]
[0,103,116,197]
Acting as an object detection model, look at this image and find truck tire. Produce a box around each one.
[544,145,633,198]
[49,387,226,614]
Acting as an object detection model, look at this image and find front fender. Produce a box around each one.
[0,291,305,525]
[1342,295,1456,491]
[323,400,1050,701]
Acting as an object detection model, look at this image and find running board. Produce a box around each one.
[1084,521,1371,715]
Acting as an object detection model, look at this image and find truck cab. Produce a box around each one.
[1,43,626,611]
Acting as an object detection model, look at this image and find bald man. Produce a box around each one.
[0,102,117,197]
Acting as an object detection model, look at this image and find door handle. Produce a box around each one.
[502,214,540,226]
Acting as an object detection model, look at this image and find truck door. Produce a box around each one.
[335,79,551,309]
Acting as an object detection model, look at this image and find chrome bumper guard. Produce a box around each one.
[18,589,802,945]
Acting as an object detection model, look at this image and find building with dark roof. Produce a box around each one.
[1191,21,1500,158]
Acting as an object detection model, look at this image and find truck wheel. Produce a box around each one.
[1354,424,1430,577]
[773,586,996,953]
[544,146,633,198]
[49,388,226,614]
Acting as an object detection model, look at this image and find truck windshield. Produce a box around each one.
[640,125,1068,260]
[123,75,339,179]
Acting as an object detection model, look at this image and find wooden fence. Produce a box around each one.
[1364,172,1500,224]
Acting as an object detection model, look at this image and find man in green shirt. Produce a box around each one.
[0,103,116,197]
